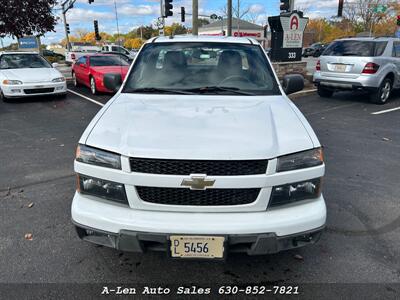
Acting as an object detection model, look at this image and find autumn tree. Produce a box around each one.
[124,38,143,49]
[0,0,58,38]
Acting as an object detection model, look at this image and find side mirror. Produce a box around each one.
[282,74,304,95]
[52,62,59,68]
[79,63,85,68]
[104,73,122,92]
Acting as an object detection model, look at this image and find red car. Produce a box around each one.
[72,54,130,95]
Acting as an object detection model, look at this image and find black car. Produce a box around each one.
[303,43,327,58]
[42,50,65,60]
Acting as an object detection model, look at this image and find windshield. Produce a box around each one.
[0,54,51,69]
[123,42,280,95]
[89,56,129,67]
[323,40,387,57]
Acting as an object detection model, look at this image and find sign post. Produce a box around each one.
[268,11,308,62]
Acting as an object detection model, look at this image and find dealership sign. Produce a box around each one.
[268,12,309,62]
[280,13,308,48]
[18,36,39,50]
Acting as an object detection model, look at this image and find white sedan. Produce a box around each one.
[0,52,67,101]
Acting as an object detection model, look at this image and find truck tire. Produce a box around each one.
[370,78,392,105]
[317,85,334,98]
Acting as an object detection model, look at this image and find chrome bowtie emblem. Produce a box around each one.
[181,174,215,190]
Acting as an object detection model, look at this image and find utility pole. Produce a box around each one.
[62,4,71,51]
[227,0,232,36]
[192,0,199,35]
[61,0,77,51]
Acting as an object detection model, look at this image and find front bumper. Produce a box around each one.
[71,192,326,255]
[1,82,67,97]
[74,222,325,255]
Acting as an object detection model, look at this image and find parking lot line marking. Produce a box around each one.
[371,106,400,115]
[67,89,104,107]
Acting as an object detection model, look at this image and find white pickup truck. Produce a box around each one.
[65,44,100,65]
[101,44,136,59]
[72,36,326,259]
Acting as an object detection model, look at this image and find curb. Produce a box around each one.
[289,88,317,99]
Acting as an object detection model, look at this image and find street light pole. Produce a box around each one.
[192,0,199,35]
[62,5,71,51]
[227,0,232,36]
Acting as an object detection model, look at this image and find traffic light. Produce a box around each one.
[88,0,94,4]
[164,0,173,17]
[338,0,344,17]
[94,20,101,41]
[280,0,290,12]
[181,7,185,23]
[397,15,400,26]
[66,23,70,34]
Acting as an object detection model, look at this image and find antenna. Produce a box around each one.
[113,0,123,80]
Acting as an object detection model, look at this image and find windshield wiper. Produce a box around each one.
[123,87,195,95]
[186,86,255,95]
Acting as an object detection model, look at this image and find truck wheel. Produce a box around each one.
[317,85,333,98]
[370,78,392,105]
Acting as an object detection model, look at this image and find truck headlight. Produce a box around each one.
[2,79,23,85]
[277,148,323,172]
[76,144,121,169]
[77,174,128,204]
[52,77,66,82]
[269,178,322,208]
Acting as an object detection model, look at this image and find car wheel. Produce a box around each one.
[90,77,97,95]
[72,72,79,87]
[0,91,10,102]
[317,85,334,98]
[370,78,392,105]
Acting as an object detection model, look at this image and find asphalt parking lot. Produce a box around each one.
[1,84,400,298]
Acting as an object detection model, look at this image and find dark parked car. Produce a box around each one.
[303,43,327,58]
[42,50,65,61]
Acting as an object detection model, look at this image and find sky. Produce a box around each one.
[1,0,341,46]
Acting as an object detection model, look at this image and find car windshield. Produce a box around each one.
[0,54,51,69]
[123,42,280,95]
[323,40,388,57]
[90,56,129,66]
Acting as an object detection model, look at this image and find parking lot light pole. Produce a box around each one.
[192,0,199,35]
[227,0,232,36]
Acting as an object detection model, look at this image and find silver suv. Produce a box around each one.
[313,37,400,104]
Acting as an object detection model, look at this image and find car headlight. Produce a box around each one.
[269,178,322,208]
[52,77,66,82]
[2,79,23,85]
[276,148,323,172]
[77,174,128,204]
[76,144,121,169]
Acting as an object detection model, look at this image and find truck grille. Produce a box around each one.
[130,158,268,176]
[136,186,260,206]
[24,88,54,94]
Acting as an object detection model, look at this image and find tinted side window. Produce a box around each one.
[393,42,400,58]
[77,57,86,64]
[374,42,387,56]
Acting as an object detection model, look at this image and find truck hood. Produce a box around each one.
[1,68,62,83]
[85,94,314,160]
